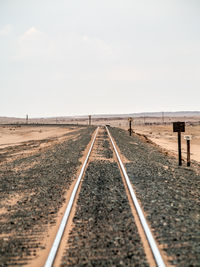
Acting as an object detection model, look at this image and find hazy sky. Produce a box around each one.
[0,0,200,117]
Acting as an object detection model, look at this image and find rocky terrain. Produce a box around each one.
[0,126,95,266]
[109,127,200,266]
[62,128,148,266]
[0,125,199,266]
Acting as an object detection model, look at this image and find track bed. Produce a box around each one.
[61,128,148,266]
[1,125,199,266]
[109,127,200,266]
[0,126,95,266]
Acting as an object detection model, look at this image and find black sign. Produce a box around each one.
[173,122,185,132]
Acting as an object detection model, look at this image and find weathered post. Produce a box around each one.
[89,115,91,125]
[26,114,28,124]
[128,117,133,136]
[178,131,181,166]
[184,135,192,167]
[173,122,185,166]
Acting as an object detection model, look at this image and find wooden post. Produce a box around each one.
[184,135,192,167]
[89,115,91,125]
[173,122,185,166]
[128,117,133,136]
[178,131,182,166]
[129,120,132,136]
[187,139,190,167]
[26,114,28,124]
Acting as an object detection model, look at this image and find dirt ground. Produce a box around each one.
[75,116,200,163]
[0,119,199,163]
[133,125,200,163]
[84,117,200,164]
[78,117,200,165]
[0,125,80,165]
[0,126,77,148]
[0,126,95,266]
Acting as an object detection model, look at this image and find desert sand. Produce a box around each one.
[0,117,199,163]
[0,125,81,165]
[84,116,200,163]
[133,124,200,163]
[0,125,76,148]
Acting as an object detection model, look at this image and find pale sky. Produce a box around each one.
[0,0,200,117]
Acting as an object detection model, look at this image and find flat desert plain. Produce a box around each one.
[77,116,200,163]
[133,124,200,163]
[0,126,76,146]
[0,125,80,163]
[0,118,199,164]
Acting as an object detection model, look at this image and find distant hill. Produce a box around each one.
[125,111,200,118]
[0,111,200,123]
[77,111,200,119]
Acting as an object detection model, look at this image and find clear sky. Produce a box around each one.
[0,0,200,118]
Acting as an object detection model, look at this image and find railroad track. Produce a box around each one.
[44,126,167,267]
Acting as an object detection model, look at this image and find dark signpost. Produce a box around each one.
[128,117,133,136]
[173,122,185,166]
[184,135,192,167]
[89,115,91,125]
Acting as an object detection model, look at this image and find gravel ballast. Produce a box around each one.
[109,127,200,266]
[0,126,95,266]
[62,128,148,266]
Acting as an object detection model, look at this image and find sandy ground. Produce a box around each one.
[0,126,77,148]
[82,117,200,164]
[0,125,82,165]
[0,120,199,164]
[0,126,95,266]
[132,125,200,163]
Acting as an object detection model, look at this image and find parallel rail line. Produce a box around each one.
[44,126,166,267]
[44,127,99,267]
[106,127,165,267]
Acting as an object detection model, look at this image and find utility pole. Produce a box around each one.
[128,117,133,136]
[89,115,91,125]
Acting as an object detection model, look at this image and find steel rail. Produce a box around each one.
[44,127,99,267]
[106,127,166,267]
